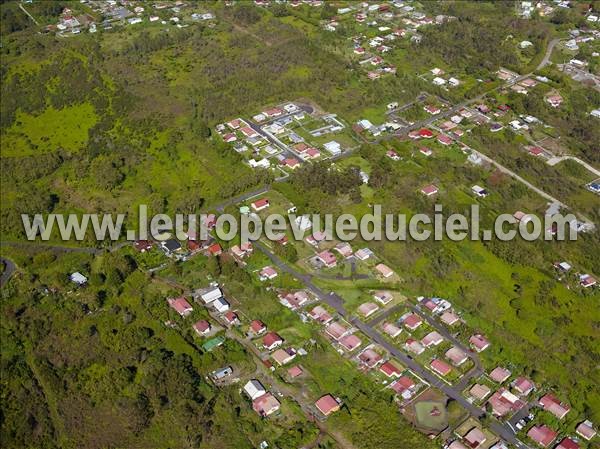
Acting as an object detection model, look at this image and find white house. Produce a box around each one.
[323,141,342,155]
[197,286,222,304]
[70,272,88,285]
[213,297,230,313]
[244,380,267,400]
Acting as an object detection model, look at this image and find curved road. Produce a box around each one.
[0,257,16,288]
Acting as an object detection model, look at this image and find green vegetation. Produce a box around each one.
[2,1,600,448]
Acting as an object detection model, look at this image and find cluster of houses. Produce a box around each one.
[309,305,423,403]
[243,379,281,417]
[427,68,461,89]
[518,1,556,19]
[343,5,454,80]
[553,261,597,289]
[216,103,350,173]
[51,0,216,35]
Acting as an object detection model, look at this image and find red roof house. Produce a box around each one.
[193,320,211,336]
[379,361,402,378]
[208,243,222,256]
[437,134,453,145]
[430,359,452,376]
[469,334,490,352]
[527,425,557,447]
[263,332,284,350]
[421,184,439,196]
[556,438,580,449]
[252,392,281,417]
[403,313,422,330]
[167,297,193,317]
[251,198,270,211]
[223,311,240,326]
[339,334,362,352]
[539,394,570,419]
[315,394,340,416]
[513,377,535,396]
[418,128,434,138]
[250,320,266,335]
[316,250,337,268]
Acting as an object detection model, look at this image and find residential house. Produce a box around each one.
[358,348,383,368]
[437,134,453,145]
[207,243,222,256]
[316,250,337,268]
[555,438,580,449]
[546,94,563,108]
[325,322,348,341]
[373,290,393,305]
[354,247,374,260]
[375,263,394,278]
[489,367,511,383]
[213,297,230,313]
[391,375,416,398]
[405,338,425,355]
[469,334,490,352]
[513,377,535,396]
[287,365,303,378]
[430,359,452,376]
[576,420,597,441]
[193,320,211,336]
[244,379,267,400]
[448,442,468,449]
[421,331,444,348]
[263,332,284,351]
[440,311,460,326]
[310,306,333,324]
[250,320,267,335]
[259,266,278,281]
[580,274,597,288]
[253,392,281,417]
[470,384,491,401]
[379,361,402,378]
[70,272,88,285]
[539,394,570,419]
[223,311,240,326]
[387,150,401,161]
[445,347,468,366]
[421,184,439,196]
[271,348,296,366]
[251,198,270,211]
[488,388,525,417]
[472,185,489,197]
[527,425,557,448]
[167,297,193,317]
[358,302,379,318]
[403,313,422,331]
[134,240,153,252]
[315,394,340,416]
[464,428,487,448]
[382,322,402,338]
[339,334,362,352]
[194,286,222,304]
[334,242,353,258]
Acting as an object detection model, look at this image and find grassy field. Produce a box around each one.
[2,103,98,157]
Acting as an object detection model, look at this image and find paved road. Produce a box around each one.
[214,186,271,213]
[546,155,600,177]
[0,258,16,288]
[470,147,595,227]
[253,240,530,448]
[19,3,39,26]
[537,38,562,71]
